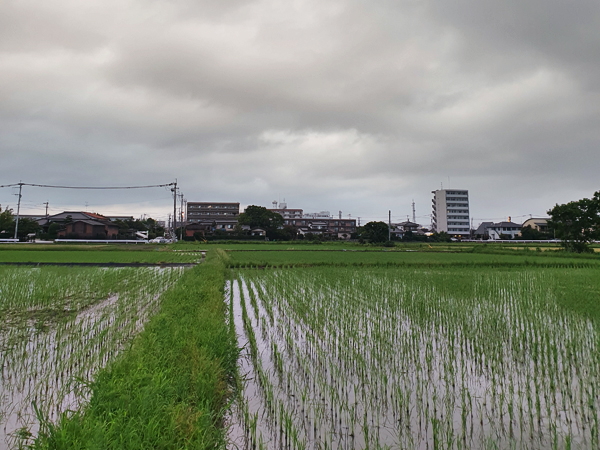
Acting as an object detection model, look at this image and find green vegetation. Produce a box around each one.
[232,266,600,449]
[225,248,600,268]
[357,221,390,243]
[3,241,600,449]
[1,266,185,447]
[548,190,600,252]
[0,249,202,264]
[1,248,237,450]
[24,254,237,449]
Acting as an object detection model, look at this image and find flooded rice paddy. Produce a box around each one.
[0,266,184,448]
[229,268,600,450]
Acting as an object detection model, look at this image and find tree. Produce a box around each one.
[358,221,389,243]
[429,231,452,242]
[11,218,41,240]
[547,191,600,253]
[0,207,13,236]
[520,225,550,240]
[47,222,61,240]
[237,205,284,238]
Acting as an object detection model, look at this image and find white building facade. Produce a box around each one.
[431,189,470,236]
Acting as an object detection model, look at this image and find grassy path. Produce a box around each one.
[31,252,238,449]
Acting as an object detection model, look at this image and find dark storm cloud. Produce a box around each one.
[1,0,599,223]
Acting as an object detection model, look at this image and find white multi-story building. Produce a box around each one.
[431,189,470,236]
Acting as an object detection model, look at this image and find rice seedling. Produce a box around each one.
[0,266,184,448]
[229,266,600,449]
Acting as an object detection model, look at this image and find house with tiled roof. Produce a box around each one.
[38,211,119,239]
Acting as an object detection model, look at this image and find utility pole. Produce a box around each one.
[358,217,361,227]
[171,180,177,240]
[388,210,391,241]
[412,200,416,223]
[179,192,184,241]
[43,202,49,217]
[13,182,23,240]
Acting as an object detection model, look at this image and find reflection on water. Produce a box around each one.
[228,269,600,450]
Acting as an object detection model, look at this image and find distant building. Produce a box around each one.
[431,189,470,236]
[61,220,119,239]
[522,217,549,233]
[186,202,240,233]
[390,220,421,239]
[303,211,333,219]
[488,220,523,240]
[37,211,120,239]
[474,222,494,239]
[187,202,240,222]
[268,201,303,219]
[292,218,356,239]
[266,202,356,239]
[105,215,135,222]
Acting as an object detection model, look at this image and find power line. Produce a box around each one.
[4,181,176,239]
[4,182,175,190]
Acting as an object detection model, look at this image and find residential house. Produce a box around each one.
[522,218,549,233]
[488,220,523,240]
[390,221,421,239]
[37,211,119,239]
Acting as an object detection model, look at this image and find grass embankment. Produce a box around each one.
[32,252,237,449]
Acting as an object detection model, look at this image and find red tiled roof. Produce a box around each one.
[85,212,108,220]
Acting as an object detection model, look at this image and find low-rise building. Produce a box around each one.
[187,202,240,222]
[37,211,120,239]
[390,221,421,239]
[488,220,523,240]
[267,203,356,239]
[295,218,357,239]
[186,202,240,234]
[522,218,549,232]
[60,219,119,239]
[268,201,303,220]
[474,222,494,239]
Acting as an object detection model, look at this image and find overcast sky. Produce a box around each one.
[1,0,599,226]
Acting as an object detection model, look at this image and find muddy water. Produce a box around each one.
[228,270,600,450]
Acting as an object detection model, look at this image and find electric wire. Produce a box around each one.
[0,182,175,190]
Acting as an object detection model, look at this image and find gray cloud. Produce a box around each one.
[1,0,599,224]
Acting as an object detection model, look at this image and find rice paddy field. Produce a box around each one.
[229,261,600,449]
[2,242,600,449]
[0,249,203,264]
[0,265,185,447]
[225,249,600,269]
